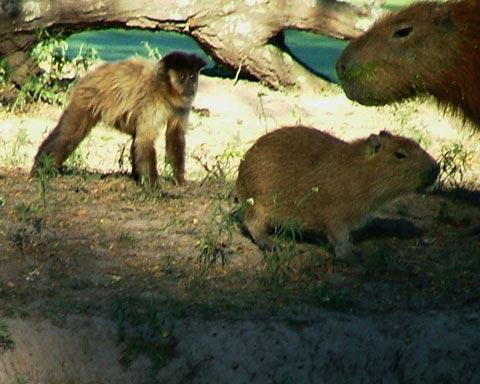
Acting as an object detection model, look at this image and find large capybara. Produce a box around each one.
[336,0,480,127]
[236,126,439,260]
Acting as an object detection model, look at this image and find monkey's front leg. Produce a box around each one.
[165,117,186,185]
[131,137,159,186]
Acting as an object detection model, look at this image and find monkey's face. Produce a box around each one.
[168,69,200,103]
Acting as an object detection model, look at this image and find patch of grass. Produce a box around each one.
[113,296,178,382]
[0,319,14,351]
[310,282,353,311]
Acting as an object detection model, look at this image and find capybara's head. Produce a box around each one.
[336,0,472,106]
[362,131,439,195]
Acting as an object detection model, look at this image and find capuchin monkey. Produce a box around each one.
[31,51,207,186]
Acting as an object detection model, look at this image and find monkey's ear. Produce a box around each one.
[156,59,168,80]
[192,55,207,72]
[367,134,383,155]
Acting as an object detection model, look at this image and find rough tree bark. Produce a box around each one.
[0,0,376,92]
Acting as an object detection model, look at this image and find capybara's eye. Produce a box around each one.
[394,151,407,159]
[393,26,413,39]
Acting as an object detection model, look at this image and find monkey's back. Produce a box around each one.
[71,59,167,134]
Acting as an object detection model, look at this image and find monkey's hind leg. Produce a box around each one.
[31,104,96,176]
[131,136,159,186]
[165,117,186,185]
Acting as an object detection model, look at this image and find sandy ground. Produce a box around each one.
[0,75,479,383]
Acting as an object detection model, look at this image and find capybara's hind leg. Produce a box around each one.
[31,105,96,175]
[131,137,158,186]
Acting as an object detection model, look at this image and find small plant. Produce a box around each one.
[0,320,14,351]
[438,142,471,188]
[198,197,238,267]
[193,143,244,182]
[35,154,59,207]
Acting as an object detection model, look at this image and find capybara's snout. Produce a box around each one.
[419,160,440,191]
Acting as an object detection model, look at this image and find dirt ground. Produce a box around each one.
[0,76,479,383]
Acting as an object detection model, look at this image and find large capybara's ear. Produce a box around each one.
[367,134,383,155]
[431,4,452,28]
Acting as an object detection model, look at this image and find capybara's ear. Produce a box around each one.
[431,4,452,27]
[367,134,383,155]
[379,130,392,137]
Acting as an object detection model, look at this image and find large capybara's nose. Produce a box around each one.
[430,162,440,181]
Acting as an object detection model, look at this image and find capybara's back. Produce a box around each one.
[336,0,480,127]
[236,126,439,260]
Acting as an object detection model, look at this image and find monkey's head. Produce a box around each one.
[159,51,207,106]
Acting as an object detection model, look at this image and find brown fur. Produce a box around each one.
[336,0,480,127]
[236,126,439,260]
[31,51,206,185]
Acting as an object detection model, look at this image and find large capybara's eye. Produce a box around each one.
[394,151,407,159]
[393,26,413,39]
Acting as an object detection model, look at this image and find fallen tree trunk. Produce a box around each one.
[0,0,376,92]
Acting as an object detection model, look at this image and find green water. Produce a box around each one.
[66,29,348,82]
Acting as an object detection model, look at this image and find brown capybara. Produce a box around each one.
[236,126,439,260]
[31,51,206,186]
[336,0,480,127]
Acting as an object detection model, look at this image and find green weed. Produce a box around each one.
[113,296,177,382]
[35,154,59,207]
[13,29,98,109]
[193,143,243,182]
[438,142,471,188]
[0,58,11,86]
[198,196,238,267]
[0,319,14,351]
